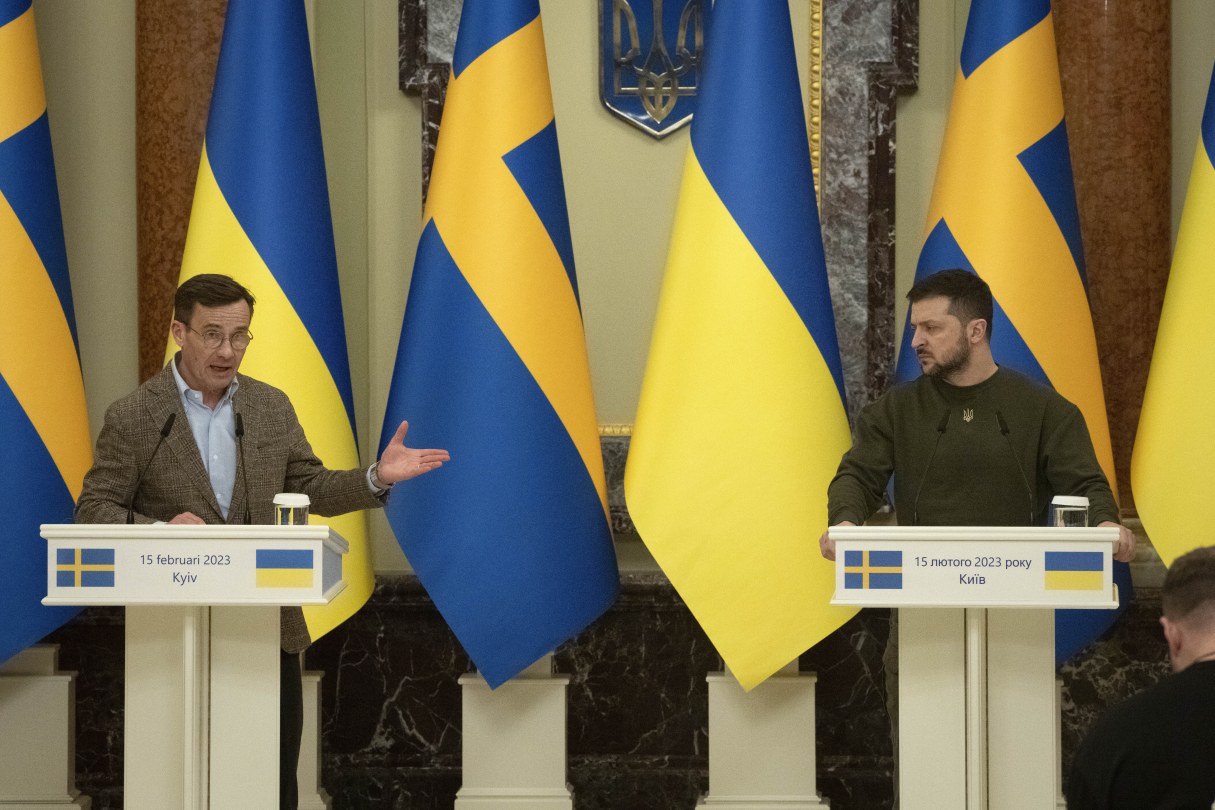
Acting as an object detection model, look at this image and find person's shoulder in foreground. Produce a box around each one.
[1067,545,1215,810]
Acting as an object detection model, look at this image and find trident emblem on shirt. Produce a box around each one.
[962,408,975,423]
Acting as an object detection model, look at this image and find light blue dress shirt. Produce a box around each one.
[170,360,239,519]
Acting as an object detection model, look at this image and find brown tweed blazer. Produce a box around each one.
[76,361,385,652]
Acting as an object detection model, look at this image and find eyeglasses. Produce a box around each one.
[182,324,253,351]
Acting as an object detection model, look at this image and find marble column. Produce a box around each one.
[135,0,226,380]
[1053,0,1171,513]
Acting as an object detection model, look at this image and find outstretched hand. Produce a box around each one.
[376,421,450,484]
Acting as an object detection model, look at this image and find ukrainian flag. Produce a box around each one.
[0,0,93,665]
[1044,551,1105,591]
[1133,64,1215,568]
[256,549,314,590]
[897,0,1129,662]
[380,0,619,688]
[624,1,855,691]
[174,0,370,642]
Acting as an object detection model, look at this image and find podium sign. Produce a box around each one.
[42,523,346,606]
[830,525,1118,609]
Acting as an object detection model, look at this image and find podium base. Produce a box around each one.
[456,657,573,810]
[0,647,91,810]
[298,671,332,810]
[702,666,826,809]
[698,797,830,809]
[454,788,573,808]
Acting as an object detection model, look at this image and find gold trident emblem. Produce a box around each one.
[611,0,703,125]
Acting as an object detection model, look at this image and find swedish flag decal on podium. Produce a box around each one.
[55,548,115,588]
[843,550,903,590]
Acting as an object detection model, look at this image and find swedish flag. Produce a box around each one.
[625,1,855,691]
[174,0,370,642]
[1133,64,1215,568]
[55,548,115,589]
[380,0,619,687]
[844,551,904,590]
[897,0,1129,663]
[0,0,93,665]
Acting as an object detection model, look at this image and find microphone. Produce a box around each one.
[127,412,176,524]
[996,410,1035,526]
[235,412,252,525]
[911,409,951,526]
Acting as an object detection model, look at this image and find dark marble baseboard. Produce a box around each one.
[38,575,1167,810]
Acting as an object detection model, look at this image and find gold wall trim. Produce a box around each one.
[809,0,823,198]
[599,424,633,437]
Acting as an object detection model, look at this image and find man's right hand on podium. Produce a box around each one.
[169,512,205,525]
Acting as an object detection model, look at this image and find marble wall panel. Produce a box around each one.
[399,0,449,205]
[863,0,918,402]
[558,576,717,809]
[821,0,917,412]
[304,578,468,807]
[803,608,896,808]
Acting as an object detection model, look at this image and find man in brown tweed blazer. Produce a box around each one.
[76,274,448,809]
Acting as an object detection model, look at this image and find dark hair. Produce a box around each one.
[174,274,255,324]
[1162,546,1215,623]
[907,269,994,341]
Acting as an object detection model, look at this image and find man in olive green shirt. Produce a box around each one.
[819,270,1134,562]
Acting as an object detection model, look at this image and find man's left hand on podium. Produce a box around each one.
[1099,521,1136,563]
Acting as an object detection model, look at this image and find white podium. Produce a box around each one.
[829,526,1118,810]
[41,524,347,810]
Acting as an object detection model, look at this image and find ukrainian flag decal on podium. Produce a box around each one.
[1044,551,1104,591]
[843,550,903,590]
[255,549,314,589]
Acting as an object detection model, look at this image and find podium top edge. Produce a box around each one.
[41,523,349,552]
[829,525,1119,542]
